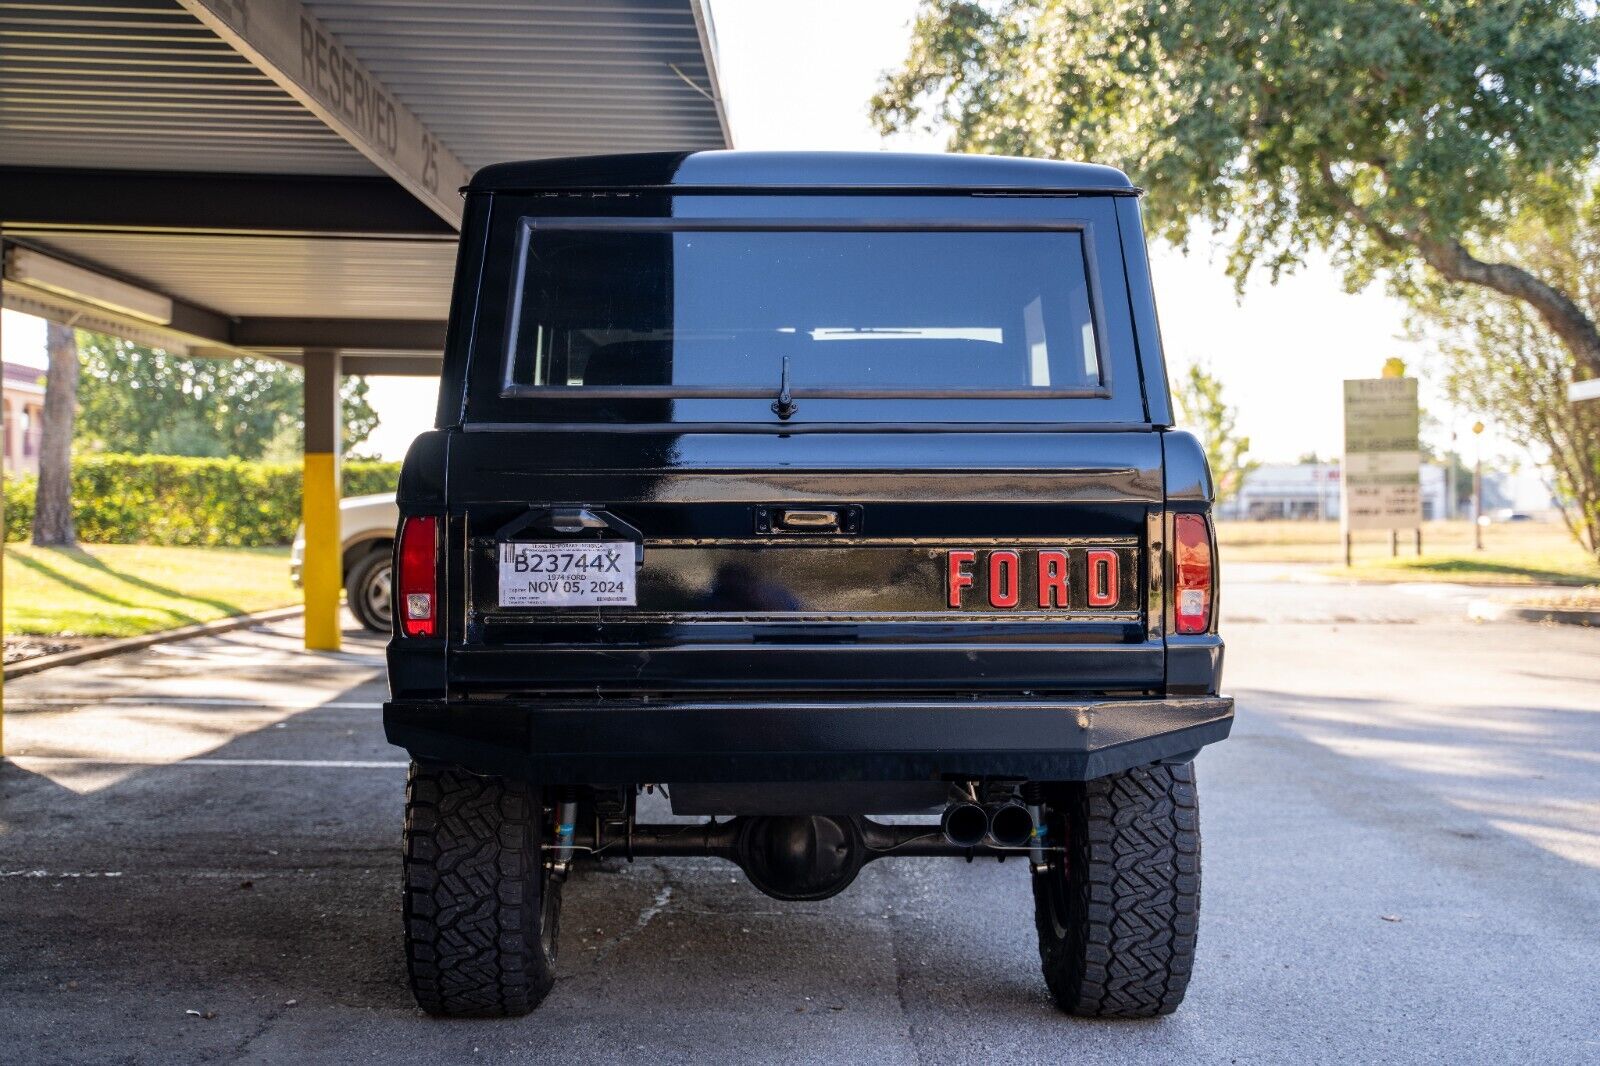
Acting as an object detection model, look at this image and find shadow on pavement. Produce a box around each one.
[0,660,413,1027]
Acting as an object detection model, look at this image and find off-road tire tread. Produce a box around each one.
[403,761,556,1017]
[1033,762,1200,1018]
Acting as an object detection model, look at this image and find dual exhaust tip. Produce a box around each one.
[940,801,1035,849]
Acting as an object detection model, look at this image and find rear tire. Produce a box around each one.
[345,547,392,633]
[1031,762,1200,1018]
[403,761,561,1017]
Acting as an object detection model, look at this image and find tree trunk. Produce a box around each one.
[1415,236,1600,382]
[33,322,79,547]
[1318,161,1600,379]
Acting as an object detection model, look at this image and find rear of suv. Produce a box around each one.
[385,151,1231,1019]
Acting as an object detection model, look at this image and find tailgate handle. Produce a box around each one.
[755,505,863,534]
[779,508,839,531]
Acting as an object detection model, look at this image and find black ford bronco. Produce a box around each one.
[385,151,1231,1019]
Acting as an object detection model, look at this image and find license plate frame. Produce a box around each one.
[498,541,637,607]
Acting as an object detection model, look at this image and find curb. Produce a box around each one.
[4,605,307,678]
[1467,599,1600,628]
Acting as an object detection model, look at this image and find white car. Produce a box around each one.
[290,492,400,632]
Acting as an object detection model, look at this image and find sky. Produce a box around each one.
[1,0,1498,468]
[1,309,46,367]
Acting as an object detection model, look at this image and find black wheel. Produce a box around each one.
[403,761,562,1018]
[345,547,392,633]
[1031,762,1200,1018]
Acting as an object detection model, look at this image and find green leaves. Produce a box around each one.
[873,1,1600,287]
[4,455,400,546]
[75,334,381,460]
[1410,181,1600,561]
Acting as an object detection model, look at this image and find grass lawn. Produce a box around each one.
[1218,519,1600,586]
[3,544,297,638]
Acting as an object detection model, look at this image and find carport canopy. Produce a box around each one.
[0,0,731,668]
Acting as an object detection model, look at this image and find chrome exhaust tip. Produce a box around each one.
[940,801,988,848]
[987,802,1035,848]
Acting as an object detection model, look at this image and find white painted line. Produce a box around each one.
[7,698,384,709]
[8,756,408,769]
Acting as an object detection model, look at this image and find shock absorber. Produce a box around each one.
[1022,781,1046,872]
[553,786,578,875]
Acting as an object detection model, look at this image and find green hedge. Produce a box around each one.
[3,454,400,546]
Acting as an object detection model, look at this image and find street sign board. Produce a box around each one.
[1569,377,1600,404]
[1342,378,1420,531]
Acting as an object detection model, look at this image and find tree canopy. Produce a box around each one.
[1410,182,1600,560]
[872,1,1600,375]
[75,333,380,460]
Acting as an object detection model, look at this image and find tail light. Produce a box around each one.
[397,515,439,638]
[1173,513,1213,635]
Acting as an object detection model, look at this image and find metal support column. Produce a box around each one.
[302,348,342,651]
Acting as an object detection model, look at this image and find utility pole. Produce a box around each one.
[1448,429,1460,520]
[1471,421,1485,551]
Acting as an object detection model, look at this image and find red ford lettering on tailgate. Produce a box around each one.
[1086,549,1119,607]
[947,550,976,608]
[988,550,1020,608]
[947,548,1123,611]
[1038,550,1069,607]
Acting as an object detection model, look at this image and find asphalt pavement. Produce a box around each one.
[1,564,1597,1064]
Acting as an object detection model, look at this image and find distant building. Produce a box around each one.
[1217,463,1340,520]
[3,361,45,476]
[1219,461,1451,521]
[1419,464,1449,520]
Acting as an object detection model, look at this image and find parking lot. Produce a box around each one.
[2,564,1598,1064]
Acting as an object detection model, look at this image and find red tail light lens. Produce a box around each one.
[397,515,439,638]
[1173,513,1213,635]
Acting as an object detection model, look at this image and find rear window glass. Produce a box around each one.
[504,225,1103,397]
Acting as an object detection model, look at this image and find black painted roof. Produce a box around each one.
[467,151,1136,194]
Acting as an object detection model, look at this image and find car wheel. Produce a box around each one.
[345,547,392,633]
[1031,762,1201,1017]
[403,761,562,1017]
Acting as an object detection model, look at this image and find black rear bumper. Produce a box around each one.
[384,694,1233,783]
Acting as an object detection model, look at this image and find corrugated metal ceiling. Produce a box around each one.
[26,231,455,318]
[0,0,380,174]
[304,0,729,165]
[0,0,727,178]
[0,0,727,345]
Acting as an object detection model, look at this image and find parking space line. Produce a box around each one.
[6,698,384,709]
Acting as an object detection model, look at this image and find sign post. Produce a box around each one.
[1471,420,1486,550]
[1342,378,1421,565]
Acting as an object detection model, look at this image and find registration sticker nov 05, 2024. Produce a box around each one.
[498,542,636,607]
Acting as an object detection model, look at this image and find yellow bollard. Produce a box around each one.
[302,349,342,652]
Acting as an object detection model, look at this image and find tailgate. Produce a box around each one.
[446,430,1164,696]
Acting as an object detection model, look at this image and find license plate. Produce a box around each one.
[498,542,636,607]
